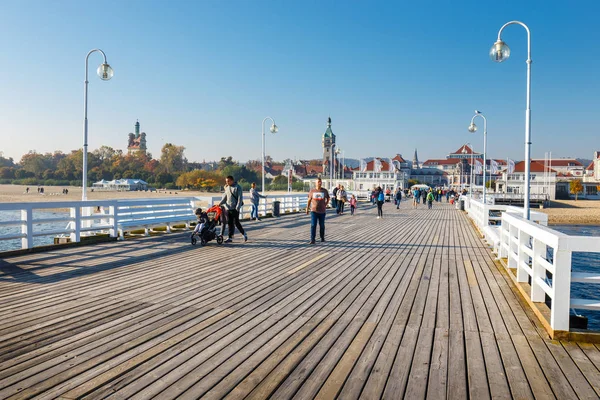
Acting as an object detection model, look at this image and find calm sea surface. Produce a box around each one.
[0,210,69,252]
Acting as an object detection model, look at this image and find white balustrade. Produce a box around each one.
[0,193,310,252]
[465,197,600,332]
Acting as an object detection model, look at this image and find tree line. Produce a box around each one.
[0,147,306,192]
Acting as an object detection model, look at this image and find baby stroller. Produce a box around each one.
[191,205,224,246]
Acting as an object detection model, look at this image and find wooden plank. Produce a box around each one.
[561,341,600,397]
[0,201,597,399]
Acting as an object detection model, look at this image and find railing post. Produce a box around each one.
[551,247,572,331]
[482,204,489,227]
[109,204,118,238]
[21,208,33,249]
[499,218,508,259]
[70,206,81,243]
[516,230,530,282]
[531,238,546,302]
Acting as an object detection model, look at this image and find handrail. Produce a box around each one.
[498,207,600,332]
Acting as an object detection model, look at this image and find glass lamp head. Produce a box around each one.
[270,123,278,134]
[97,63,114,80]
[468,123,477,133]
[490,40,510,63]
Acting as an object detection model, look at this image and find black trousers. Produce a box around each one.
[227,209,245,238]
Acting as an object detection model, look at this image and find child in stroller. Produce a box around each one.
[191,205,224,245]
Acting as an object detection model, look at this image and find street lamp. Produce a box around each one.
[461,147,468,190]
[261,117,278,195]
[468,111,487,204]
[82,49,113,201]
[330,144,336,187]
[334,148,342,180]
[490,21,532,219]
[465,142,474,198]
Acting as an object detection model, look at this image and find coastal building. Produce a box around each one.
[352,157,410,192]
[495,160,558,200]
[92,178,149,191]
[580,151,600,199]
[127,120,147,155]
[532,158,584,177]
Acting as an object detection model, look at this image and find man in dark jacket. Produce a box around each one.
[219,176,247,243]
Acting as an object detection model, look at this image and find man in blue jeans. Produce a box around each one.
[306,178,330,244]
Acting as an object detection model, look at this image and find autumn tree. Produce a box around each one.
[570,180,584,201]
[160,143,187,175]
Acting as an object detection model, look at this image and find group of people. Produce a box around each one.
[411,187,437,209]
[205,177,413,246]
[331,184,358,215]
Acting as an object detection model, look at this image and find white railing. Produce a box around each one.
[0,198,198,251]
[465,197,548,253]
[498,212,600,331]
[0,193,311,253]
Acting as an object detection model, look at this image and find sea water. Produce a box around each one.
[0,210,69,252]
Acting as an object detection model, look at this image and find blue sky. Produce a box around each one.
[1,0,598,164]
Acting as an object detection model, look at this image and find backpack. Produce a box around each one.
[378,192,385,202]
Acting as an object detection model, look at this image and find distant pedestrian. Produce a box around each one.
[427,190,435,209]
[395,188,402,209]
[349,194,357,216]
[25,187,29,194]
[376,186,384,219]
[306,178,330,244]
[219,175,247,243]
[336,185,347,214]
[412,188,419,209]
[331,184,339,210]
[249,182,266,221]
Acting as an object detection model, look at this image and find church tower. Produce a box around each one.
[322,116,336,176]
[412,148,420,169]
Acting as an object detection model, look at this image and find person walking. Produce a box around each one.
[336,185,347,214]
[349,194,357,216]
[412,187,419,209]
[219,175,247,243]
[331,184,339,211]
[395,188,402,209]
[427,189,435,209]
[306,178,330,244]
[376,186,384,219]
[249,182,266,221]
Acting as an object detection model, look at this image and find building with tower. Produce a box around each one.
[127,120,147,155]
[322,117,336,177]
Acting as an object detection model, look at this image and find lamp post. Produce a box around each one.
[330,144,336,187]
[468,111,487,204]
[335,148,342,180]
[461,147,468,190]
[261,117,278,195]
[469,143,474,198]
[462,145,474,197]
[490,21,532,219]
[82,49,113,201]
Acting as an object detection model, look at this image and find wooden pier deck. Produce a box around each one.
[1,200,600,399]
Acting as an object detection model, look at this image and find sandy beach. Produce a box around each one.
[539,200,600,225]
[0,184,222,204]
[0,184,302,207]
